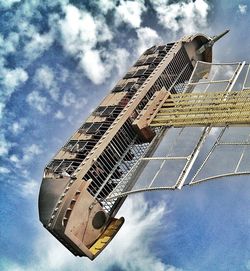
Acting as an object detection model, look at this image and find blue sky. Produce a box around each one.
[0,0,250,270]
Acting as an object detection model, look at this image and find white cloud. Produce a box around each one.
[9,144,42,170]
[2,195,181,271]
[24,32,54,61]
[0,166,11,174]
[246,259,250,270]
[136,27,162,55]
[11,122,22,135]
[35,65,54,90]
[151,0,210,35]
[59,67,69,82]
[0,134,11,157]
[59,4,112,55]
[2,68,28,91]
[57,4,114,84]
[0,0,20,9]
[54,110,64,119]
[79,49,108,84]
[9,154,20,163]
[238,4,247,14]
[19,179,39,197]
[110,48,130,77]
[26,91,50,114]
[35,65,59,101]
[62,91,87,110]
[115,0,146,28]
[95,0,116,14]
[0,67,28,119]
[22,144,42,163]
[62,91,76,107]
[10,119,28,135]
[0,32,20,56]
[74,97,88,110]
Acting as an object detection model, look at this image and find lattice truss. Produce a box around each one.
[107,61,250,200]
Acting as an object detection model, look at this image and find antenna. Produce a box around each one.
[196,29,230,54]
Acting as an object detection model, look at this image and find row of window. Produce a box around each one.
[110,44,174,94]
[143,44,174,56]
[64,140,95,153]
[112,80,140,93]
[46,45,177,178]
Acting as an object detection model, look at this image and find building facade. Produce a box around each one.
[39,33,216,260]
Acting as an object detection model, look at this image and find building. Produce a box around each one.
[38,31,248,260]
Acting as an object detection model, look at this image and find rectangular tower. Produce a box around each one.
[39,33,214,259]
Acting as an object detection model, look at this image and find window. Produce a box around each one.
[86,123,103,134]
[143,45,156,55]
[145,57,156,65]
[80,122,92,131]
[123,71,135,79]
[133,69,146,77]
[112,84,125,92]
[102,106,115,116]
[123,81,136,92]
[93,106,106,115]
[94,106,116,117]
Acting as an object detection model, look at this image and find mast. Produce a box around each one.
[196,29,230,55]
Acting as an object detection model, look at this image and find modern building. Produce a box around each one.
[39,30,250,260]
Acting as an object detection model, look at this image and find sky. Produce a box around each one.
[0,0,250,270]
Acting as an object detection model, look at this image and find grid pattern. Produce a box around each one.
[106,62,250,199]
[150,89,250,127]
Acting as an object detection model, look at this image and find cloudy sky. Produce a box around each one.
[0,0,250,270]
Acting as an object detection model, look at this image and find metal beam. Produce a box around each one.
[150,89,250,127]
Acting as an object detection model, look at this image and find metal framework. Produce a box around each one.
[107,61,250,199]
[151,89,250,127]
[38,31,249,260]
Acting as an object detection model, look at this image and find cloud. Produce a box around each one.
[115,0,146,28]
[136,27,162,55]
[26,91,50,114]
[0,134,11,157]
[35,65,59,101]
[22,144,42,163]
[9,154,20,163]
[57,4,114,85]
[0,67,28,119]
[59,4,112,54]
[24,32,54,62]
[150,0,210,35]
[0,32,20,56]
[246,260,250,270]
[238,4,247,14]
[62,91,76,107]
[8,144,42,171]
[95,0,116,14]
[0,0,20,9]
[0,166,11,174]
[59,67,69,83]
[1,195,181,271]
[79,49,108,84]
[9,119,28,135]
[109,48,130,77]
[54,110,64,119]
[19,179,39,197]
[61,91,87,110]
[2,68,28,91]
